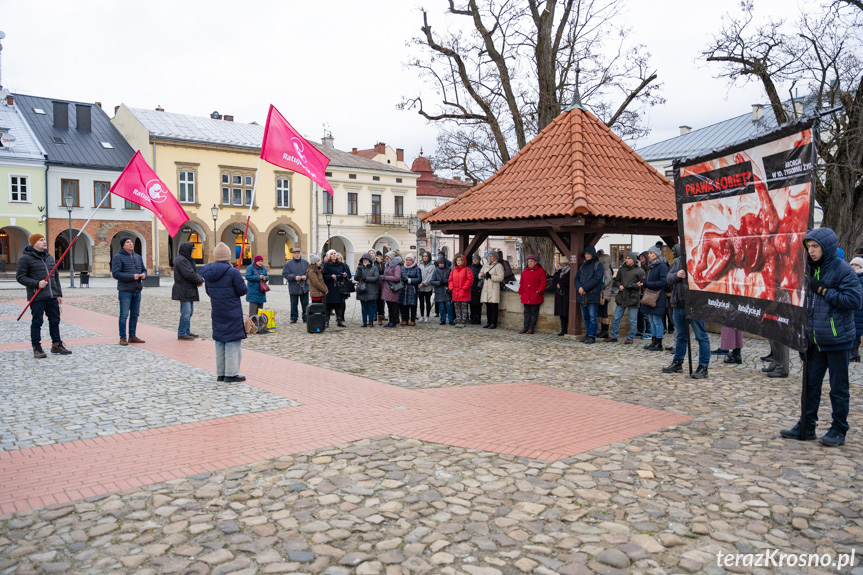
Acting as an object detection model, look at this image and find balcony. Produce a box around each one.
[365,213,416,227]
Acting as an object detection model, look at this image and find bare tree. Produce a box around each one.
[703,0,863,254]
[402,0,663,269]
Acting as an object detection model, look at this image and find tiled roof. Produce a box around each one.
[319,145,415,175]
[129,107,264,149]
[129,107,415,175]
[0,101,45,162]
[15,94,135,170]
[417,176,472,198]
[424,107,675,223]
[637,96,819,164]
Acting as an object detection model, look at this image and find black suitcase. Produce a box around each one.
[307,303,327,333]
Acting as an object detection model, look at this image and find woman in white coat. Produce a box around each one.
[479,252,505,329]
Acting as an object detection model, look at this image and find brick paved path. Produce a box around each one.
[0,303,688,515]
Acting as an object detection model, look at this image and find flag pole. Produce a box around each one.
[237,157,263,269]
[17,192,112,321]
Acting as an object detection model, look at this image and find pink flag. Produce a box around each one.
[110,151,190,237]
[260,105,334,194]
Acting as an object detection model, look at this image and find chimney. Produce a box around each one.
[351,147,357,155]
[75,104,91,131]
[396,148,404,162]
[321,134,334,148]
[210,111,222,120]
[752,104,764,121]
[679,125,691,135]
[5,94,12,106]
[223,114,233,122]
[374,142,386,154]
[53,101,69,129]
[114,105,120,116]
[155,105,164,112]
[793,101,804,117]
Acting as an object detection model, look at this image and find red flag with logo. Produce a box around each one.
[110,151,190,237]
[260,105,333,194]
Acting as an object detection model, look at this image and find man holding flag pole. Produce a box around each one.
[16,151,190,344]
[16,233,72,358]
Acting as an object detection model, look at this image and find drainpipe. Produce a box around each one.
[44,156,50,249]
[152,142,159,276]
[313,182,318,255]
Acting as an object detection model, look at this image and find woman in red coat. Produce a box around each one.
[448,254,474,327]
[519,254,548,334]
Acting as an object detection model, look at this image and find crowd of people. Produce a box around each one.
[16,227,863,447]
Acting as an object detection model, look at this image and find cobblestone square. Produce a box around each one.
[0,284,861,575]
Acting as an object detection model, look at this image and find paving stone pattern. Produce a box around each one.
[0,344,299,452]
[0,436,861,575]
[0,288,862,574]
[0,317,99,344]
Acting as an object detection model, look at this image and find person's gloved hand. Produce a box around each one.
[809,277,826,296]
[484,272,491,279]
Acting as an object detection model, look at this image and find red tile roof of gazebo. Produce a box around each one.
[423,107,676,224]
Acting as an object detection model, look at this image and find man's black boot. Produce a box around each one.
[662,359,683,373]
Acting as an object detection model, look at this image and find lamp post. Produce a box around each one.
[325,212,332,253]
[63,192,75,288]
[210,204,219,249]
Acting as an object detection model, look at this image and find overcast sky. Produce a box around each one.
[1,0,798,172]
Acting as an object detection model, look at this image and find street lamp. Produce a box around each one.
[63,192,75,288]
[210,204,219,249]
[325,212,332,252]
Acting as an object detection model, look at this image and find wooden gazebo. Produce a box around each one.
[422,103,678,335]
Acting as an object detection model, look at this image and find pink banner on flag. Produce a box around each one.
[110,151,190,237]
[260,105,334,194]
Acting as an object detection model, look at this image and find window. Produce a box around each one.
[94,181,112,208]
[10,175,29,202]
[221,171,254,206]
[371,194,381,224]
[125,199,140,209]
[396,178,403,183]
[33,108,46,115]
[325,171,332,177]
[61,179,80,206]
[322,190,333,214]
[178,170,195,204]
[52,136,67,145]
[394,196,404,217]
[610,244,631,268]
[347,192,358,215]
[372,176,380,181]
[276,178,291,208]
[100,142,114,149]
[348,174,357,180]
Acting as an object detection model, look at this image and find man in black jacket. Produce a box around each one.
[172,242,204,340]
[16,233,72,358]
[111,237,147,346]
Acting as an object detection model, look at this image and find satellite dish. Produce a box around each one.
[1,131,17,149]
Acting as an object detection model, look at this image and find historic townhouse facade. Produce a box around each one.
[113,105,312,273]
[314,137,419,267]
[14,94,146,277]
[0,92,46,273]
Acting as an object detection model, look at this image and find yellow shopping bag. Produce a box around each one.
[257,309,275,331]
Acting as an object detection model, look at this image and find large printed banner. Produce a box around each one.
[674,119,816,351]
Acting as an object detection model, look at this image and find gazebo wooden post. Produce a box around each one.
[568,232,584,336]
[458,233,469,256]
